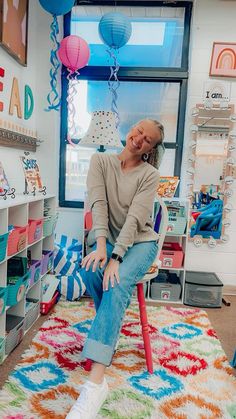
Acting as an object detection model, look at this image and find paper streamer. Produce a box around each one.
[107,48,120,128]
[66,70,79,146]
[45,15,61,111]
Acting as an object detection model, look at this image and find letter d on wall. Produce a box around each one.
[24,85,34,120]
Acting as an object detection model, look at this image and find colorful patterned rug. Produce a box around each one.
[0,300,236,419]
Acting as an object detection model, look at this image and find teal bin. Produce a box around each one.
[43,214,58,237]
[0,232,9,262]
[7,272,30,307]
[0,287,8,315]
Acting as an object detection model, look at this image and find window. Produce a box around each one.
[60,1,192,208]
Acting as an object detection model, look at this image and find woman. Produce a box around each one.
[66,118,164,419]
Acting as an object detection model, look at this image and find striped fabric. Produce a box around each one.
[54,234,85,301]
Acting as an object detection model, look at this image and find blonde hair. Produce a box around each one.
[142,119,165,169]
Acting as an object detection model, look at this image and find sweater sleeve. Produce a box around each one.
[113,169,160,258]
[86,154,108,239]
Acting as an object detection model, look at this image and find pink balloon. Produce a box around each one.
[58,35,90,73]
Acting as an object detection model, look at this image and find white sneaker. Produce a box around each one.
[66,378,109,419]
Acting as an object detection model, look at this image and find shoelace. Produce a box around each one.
[74,383,98,413]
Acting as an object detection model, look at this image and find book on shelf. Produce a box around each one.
[157,176,179,198]
[20,156,43,192]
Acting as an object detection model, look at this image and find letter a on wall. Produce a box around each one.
[9,77,22,118]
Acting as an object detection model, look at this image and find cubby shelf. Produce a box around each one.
[145,198,190,305]
[0,194,56,364]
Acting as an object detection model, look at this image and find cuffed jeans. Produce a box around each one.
[80,240,158,367]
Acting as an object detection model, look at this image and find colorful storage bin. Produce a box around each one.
[166,203,187,235]
[0,287,8,315]
[43,214,58,237]
[41,250,54,276]
[6,271,30,307]
[0,232,9,262]
[7,225,28,257]
[28,219,43,244]
[160,242,184,269]
[29,260,42,287]
[40,291,59,315]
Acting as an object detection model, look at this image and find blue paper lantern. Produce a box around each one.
[39,0,75,16]
[99,12,132,49]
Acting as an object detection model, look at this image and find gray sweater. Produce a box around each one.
[87,153,160,258]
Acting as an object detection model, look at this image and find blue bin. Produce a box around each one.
[7,272,30,307]
[0,287,8,315]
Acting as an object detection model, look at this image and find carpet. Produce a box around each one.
[0,300,236,419]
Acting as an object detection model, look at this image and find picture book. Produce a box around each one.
[0,161,10,196]
[20,156,43,192]
[157,176,179,198]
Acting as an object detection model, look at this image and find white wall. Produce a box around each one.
[182,0,236,285]
[0,0,60,195]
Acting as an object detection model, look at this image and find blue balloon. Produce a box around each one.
[39,0,75,16]
[99,12,132,49]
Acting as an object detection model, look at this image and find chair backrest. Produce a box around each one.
[153,195,168,262]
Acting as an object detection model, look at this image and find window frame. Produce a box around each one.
[59,0,192,208]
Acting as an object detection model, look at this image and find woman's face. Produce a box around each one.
[125,120,161,156]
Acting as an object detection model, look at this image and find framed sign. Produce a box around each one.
[0,0,29,66]
[210,42,236,78]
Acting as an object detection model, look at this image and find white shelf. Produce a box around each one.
[147,198,190,304]
[0,195,56,364]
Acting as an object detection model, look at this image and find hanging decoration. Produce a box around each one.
[58,35,90,146]
[38,0,75,112]
[98,12,132,126]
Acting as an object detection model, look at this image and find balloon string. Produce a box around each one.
[45,14,61,112]
[66,70,77,146]
[107,48,120,127]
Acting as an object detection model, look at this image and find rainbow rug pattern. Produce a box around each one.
[0,300,236,418]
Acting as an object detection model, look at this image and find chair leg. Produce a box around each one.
[137,283,154,374]
[84,359,92,372]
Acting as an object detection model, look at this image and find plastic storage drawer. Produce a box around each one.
[28,219,43,244]
[151,282,181,301]
[5,315,24,355]
[24,301,40,331]
[6,271,30,307]
[0,287,8,315]
[0,232,8,262]
[7,226,28,256]
[184,271,223,308]
[29,260,42,287]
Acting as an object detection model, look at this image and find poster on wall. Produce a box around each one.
[0,0,29,66]
[20,156,43,192]
[0,160,10,195]
[157,176,179,198]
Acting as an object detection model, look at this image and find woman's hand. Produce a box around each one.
[103,259,120,291]
[82,248,107,272]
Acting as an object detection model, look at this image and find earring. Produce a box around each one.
[142,153,149,162]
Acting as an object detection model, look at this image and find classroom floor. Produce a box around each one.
[0,295,236,389]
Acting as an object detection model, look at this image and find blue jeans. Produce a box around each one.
[80,240,158,366]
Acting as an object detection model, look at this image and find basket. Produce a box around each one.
[6,271,30,307]
[5,315,24,355]
[24,301,40,330]
[29,260,42,287]
[40,290,59,315]
[160,242,184,268]
[0,287,8,315]
[0,337,5,364]
[28,219,43,244]
[41,250,54,276]
[0,232,9,262]
[43,214,58,237]
[7,225,28,257]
